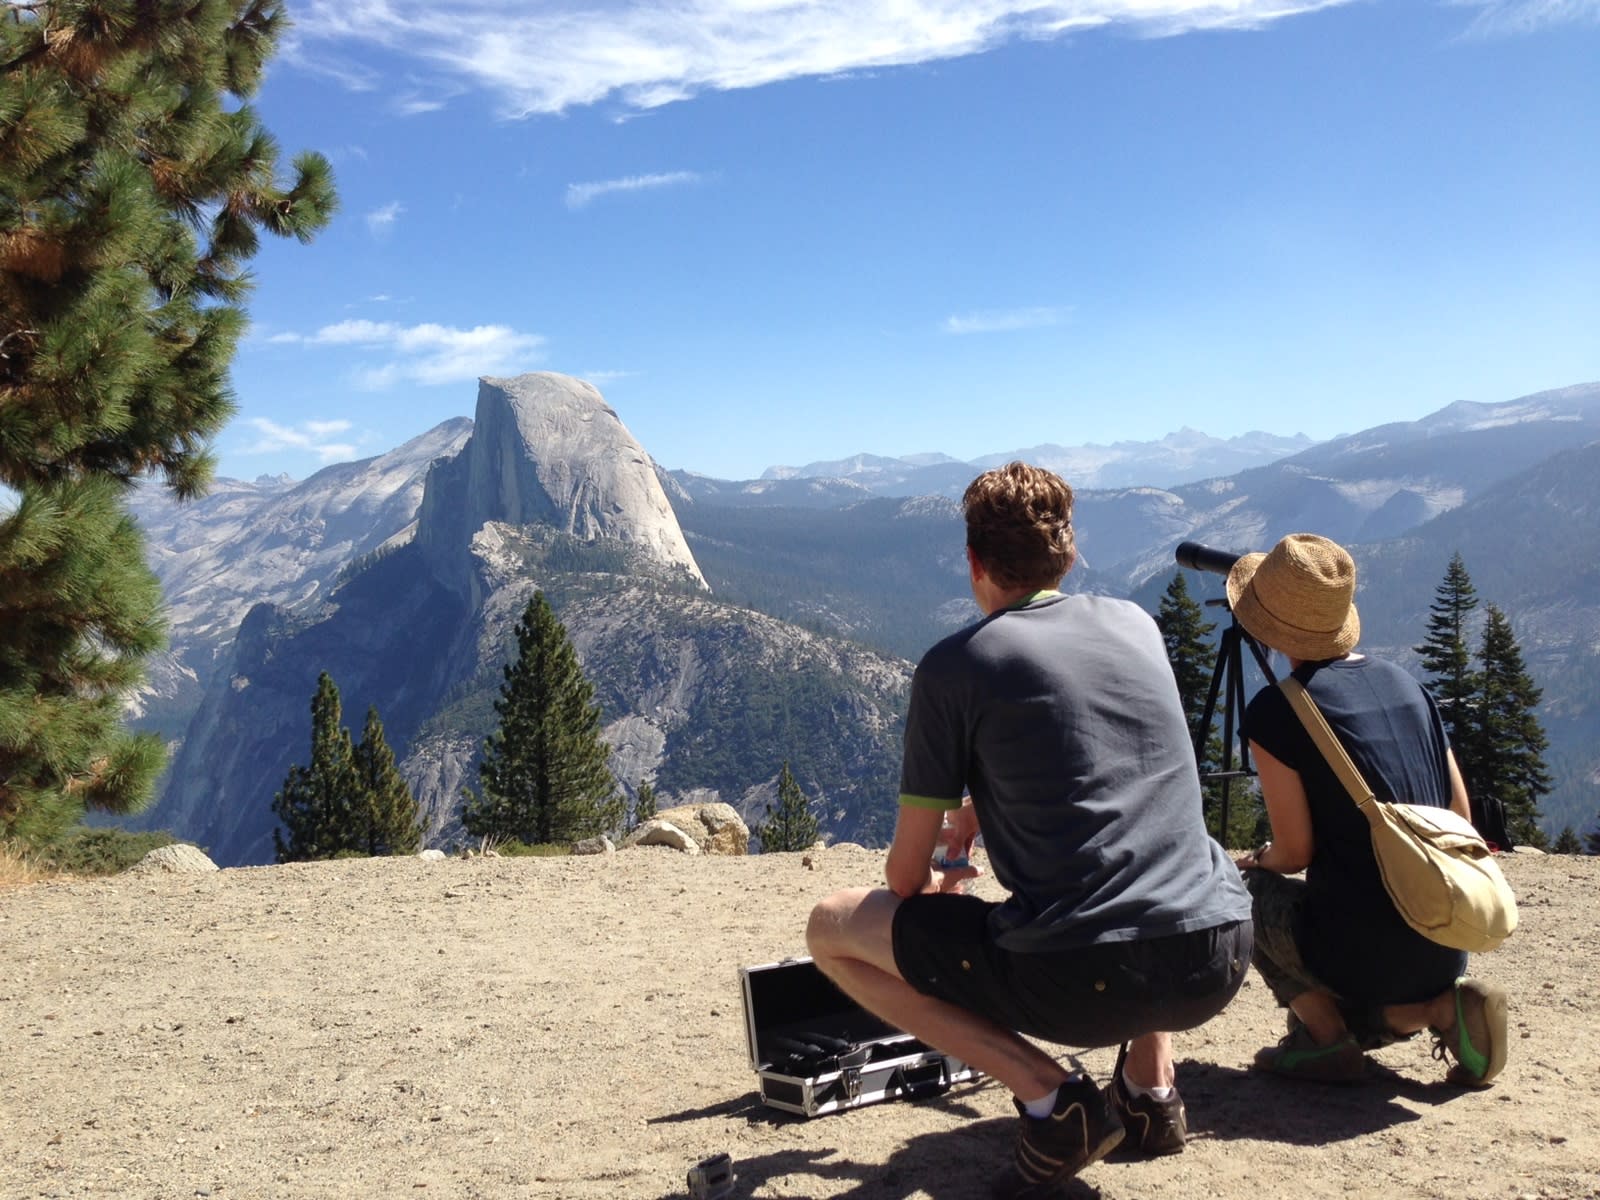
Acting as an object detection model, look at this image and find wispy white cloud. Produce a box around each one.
[566,170,703,210]
[288,1,1354,118]
[365,201,405,236]
[241,417,358,462]
[1450,0,1600,36]
[274,319,545,388]
[280,38,382,92]
[942,306,1067,335]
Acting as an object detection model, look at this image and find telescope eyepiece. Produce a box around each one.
[1175,541,1243,577]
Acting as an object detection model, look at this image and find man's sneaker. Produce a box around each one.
[1430,977,1508,1088]
[1104,1041,1187,1156]
[1252,1025,1367,1084]
[991,1074,1125,1200]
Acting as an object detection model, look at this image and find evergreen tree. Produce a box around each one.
[272,672,359,863]
[462,592,622,846]
[0,0,338,496]
[631,781,657,830]
[756,761,819,853]
[1471,605,1551,848]
[1157,570,1216,733]
[1415,553,1480,767]
[1414,552,1514,843]
[1,1,335,842]
[1552,827,1582,855]
[352,706,419,856]
[0,479,166,842]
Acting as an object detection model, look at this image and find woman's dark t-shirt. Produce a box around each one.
[1244,656,1468,1004]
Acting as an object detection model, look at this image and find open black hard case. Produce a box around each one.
[740,955,979,1118]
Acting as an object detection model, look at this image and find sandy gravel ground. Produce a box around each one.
[2,846,1597,1200]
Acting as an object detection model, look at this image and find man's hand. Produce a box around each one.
[929,860,983,894]
[940,798,980,862]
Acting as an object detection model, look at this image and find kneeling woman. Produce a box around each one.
[1229,534,1507,1086]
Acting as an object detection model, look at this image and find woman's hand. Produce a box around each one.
[1234,842,1272,871]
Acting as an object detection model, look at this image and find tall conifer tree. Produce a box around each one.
[1157,570,1216,732]
[272,672,359,863]
[0,480,166,841]
[1415,553,1480,762]
[1471,605,1551,848]
[631,780,657,830]
[462,592,621,846]
[1,1,335,841]
[1,0,337,495]
[756,761,819,853]
[352,706,419,856]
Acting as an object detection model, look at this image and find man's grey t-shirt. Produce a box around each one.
[900,592,1251,952]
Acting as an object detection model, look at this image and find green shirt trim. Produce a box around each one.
[899,793,963,812]
[1015,589,1062,608]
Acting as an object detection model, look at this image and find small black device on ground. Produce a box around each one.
[686,1152,734,1199]
[739,955,979,1117]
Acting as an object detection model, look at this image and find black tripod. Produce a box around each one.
[1193,599,1278,842]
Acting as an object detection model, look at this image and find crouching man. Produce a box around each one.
[807,463,1253,1199]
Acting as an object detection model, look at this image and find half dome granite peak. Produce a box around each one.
[415,371,707,589]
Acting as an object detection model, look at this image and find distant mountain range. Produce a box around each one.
[121,377,1600,860]
[758,429,1319,496]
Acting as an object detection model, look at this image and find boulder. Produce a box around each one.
[651,802,750,856]
[571,835,616,856]
[626,819,701,854]
[128,844,218,874]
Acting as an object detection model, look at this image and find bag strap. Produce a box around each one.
[1278,677,1380,827]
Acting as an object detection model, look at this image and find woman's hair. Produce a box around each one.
[962,462,1076,590]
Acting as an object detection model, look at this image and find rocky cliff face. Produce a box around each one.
[140,374,903,866]
[415,374,705,594]
[125,418,473,730]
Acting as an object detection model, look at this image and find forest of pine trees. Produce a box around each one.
[0,1,335,846]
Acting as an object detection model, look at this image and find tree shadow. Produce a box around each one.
[1171,1057,1476,1148]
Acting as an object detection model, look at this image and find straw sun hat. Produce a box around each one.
[1225,533,1361,661]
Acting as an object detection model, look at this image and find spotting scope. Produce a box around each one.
[1174,541,1244,577]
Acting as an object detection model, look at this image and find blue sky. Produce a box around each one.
[222,0,1600,482]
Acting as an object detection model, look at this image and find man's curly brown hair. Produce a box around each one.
[962,462,1076,590]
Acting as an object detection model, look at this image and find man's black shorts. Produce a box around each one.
[892,892,1252,1047]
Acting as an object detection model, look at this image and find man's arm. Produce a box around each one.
[885,800,983,898]
[885,804,946,897]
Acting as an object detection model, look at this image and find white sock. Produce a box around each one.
[1121,1067,1175,1102]
[1020,1087,1058,1118]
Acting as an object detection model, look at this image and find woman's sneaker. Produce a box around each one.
[1104,1042,1187,1156]
[992,1074,1125,1200]
[1252,1025,1367,1084]
[1430,977,1508,1088]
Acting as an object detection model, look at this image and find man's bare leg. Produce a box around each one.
[1120,1032,1175,1090]
[805,886,1071,1099]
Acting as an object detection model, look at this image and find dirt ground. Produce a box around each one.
[2,846,1596,1200]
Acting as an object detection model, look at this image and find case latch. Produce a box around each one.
[838,1045,871,1101]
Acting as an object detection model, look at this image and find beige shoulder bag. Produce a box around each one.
[1279,677,1517,953]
